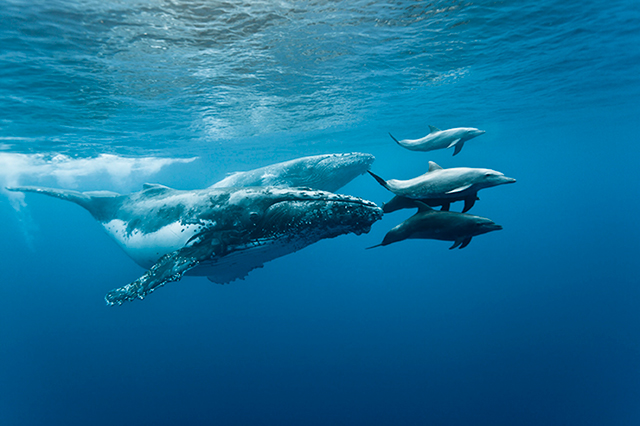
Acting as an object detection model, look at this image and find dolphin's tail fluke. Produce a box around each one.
[6,186,120,219]
[365,243,383,250]
[388,133,401,146]
[367,171,390,191]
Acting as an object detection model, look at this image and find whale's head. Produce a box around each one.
[249,187,382,242]
[200,186,382,253]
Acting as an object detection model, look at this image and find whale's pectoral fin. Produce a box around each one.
[105,233,222,306]
[462,196,477,213]
[452,141,465,156]
[441,203,450,211]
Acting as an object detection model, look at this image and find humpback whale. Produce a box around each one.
[389,126,485,156]
[210,152,375,192]
[368,202,502,250]
[7,185,382,305]
[368,161,515,213]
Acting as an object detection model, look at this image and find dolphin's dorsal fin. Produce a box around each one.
[428,161,443,172]
[414,201,434,213]
[428,125,441,133]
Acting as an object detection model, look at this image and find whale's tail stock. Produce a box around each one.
[6,186,120,219]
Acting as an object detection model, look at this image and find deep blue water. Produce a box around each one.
[1,1,640,425]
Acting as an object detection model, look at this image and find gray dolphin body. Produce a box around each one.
[369,161,515,213]
[7,184,382,305]
[389,125,485,156]
[210,152,375,192]
[368,202,502,250]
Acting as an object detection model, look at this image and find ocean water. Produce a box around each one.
[1,0,639,425]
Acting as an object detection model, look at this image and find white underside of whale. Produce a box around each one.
[101,219,312,283]
[102,219,204,268]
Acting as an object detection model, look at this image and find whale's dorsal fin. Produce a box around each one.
[105,232,223,306]
[143,183,171,190]
[428,125,441,133]
[428,161,443,172]
[142,183,172,196]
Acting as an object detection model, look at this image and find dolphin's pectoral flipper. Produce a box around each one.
[446,184,472,194]
[441,203,450,211]
[446,138,462,149]
[462,196,477,213]
[449,236,472,250]
[459,237,472,249]
[105,233,222,306]
[452,141,465,156]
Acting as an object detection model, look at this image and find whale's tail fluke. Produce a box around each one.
[6,186,120,220]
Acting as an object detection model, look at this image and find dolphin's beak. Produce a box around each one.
[504,177,516,184]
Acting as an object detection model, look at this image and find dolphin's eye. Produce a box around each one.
[485,173,493,177]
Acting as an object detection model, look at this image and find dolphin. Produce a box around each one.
[389,126,485,156]
[381,194,480,214]
[210,152,375,192]
[367,202,502,250]
[368,161,515,213]
[7,184,382,305]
